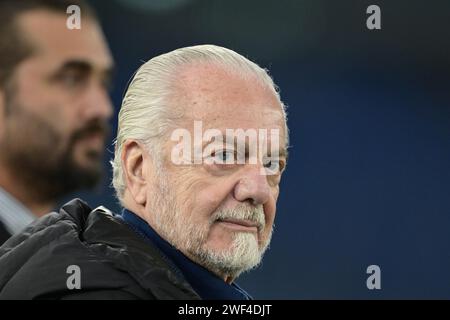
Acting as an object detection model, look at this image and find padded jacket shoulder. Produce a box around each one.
[0,199,200,300]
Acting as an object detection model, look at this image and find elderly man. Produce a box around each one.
[0,0,114,244]
[0,45,288,300]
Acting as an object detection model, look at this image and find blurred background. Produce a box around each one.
[65,0,450,298]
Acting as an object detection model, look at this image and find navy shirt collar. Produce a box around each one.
[120,209,252,300]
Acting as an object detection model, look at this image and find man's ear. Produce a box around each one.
[122,140,151,206]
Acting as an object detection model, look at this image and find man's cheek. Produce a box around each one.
[195,181,236,212]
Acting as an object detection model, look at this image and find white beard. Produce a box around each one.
[150,170,273,280]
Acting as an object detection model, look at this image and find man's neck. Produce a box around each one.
[0,165,54,217]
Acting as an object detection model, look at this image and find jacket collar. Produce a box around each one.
[74,200,201,300]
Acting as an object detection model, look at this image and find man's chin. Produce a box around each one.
[75,158,102,171]
[66,166,102,191]
[65,154,104,191]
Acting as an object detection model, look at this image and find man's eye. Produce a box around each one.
[212,150,235,164]
[263,159,284,174]
[264,160,278,169]
[58,72,86,88]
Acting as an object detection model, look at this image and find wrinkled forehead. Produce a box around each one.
[172,62,286,136]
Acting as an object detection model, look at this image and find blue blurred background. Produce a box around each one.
[64,0,450,298]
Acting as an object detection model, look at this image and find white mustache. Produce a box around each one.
[212,204,265,232]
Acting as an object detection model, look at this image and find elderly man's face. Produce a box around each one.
[146,63,287,280]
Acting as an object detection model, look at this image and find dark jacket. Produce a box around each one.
[0,221,11,246]
[0,199,200,300]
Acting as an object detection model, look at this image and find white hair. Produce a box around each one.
[111,44,288,204]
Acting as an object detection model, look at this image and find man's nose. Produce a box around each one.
[81,83,113,121]
[233,165,271,206]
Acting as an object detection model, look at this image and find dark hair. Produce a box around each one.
[0,0,96,87]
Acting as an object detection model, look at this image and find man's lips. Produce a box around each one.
[216,218,261,232]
